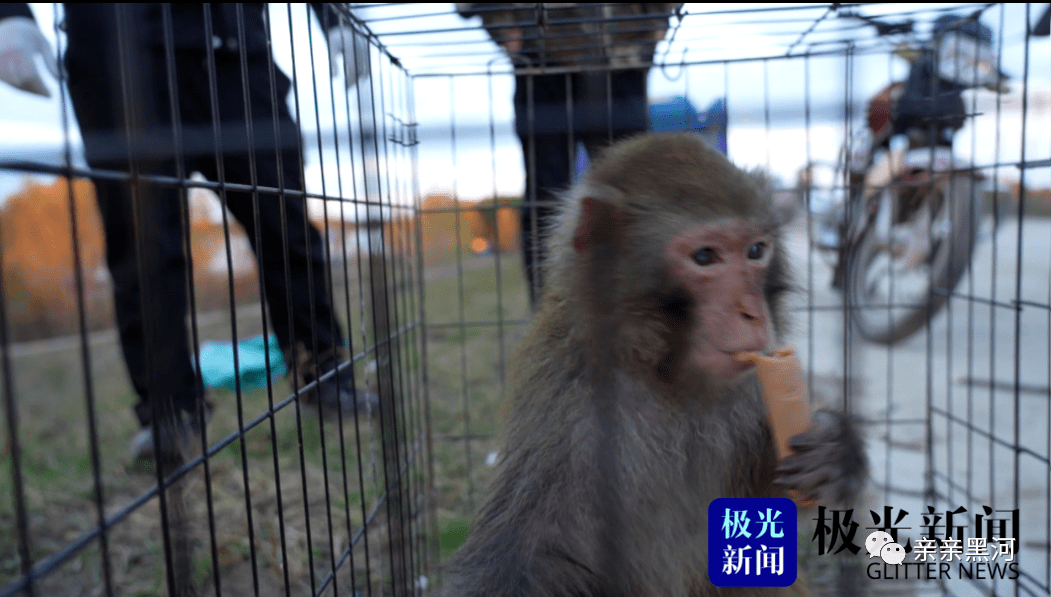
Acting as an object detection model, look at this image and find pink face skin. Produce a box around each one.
[666,219,775,381]
[501,27,523,54]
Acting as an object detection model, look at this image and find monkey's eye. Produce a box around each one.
[747,242,767,260]
[692,247,716,266]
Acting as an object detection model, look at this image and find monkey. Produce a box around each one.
[440,132,867,597]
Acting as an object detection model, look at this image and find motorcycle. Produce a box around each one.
[810,11,1009,344]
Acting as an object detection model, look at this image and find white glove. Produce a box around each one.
[327,25,371,89]
[0,16,59,97]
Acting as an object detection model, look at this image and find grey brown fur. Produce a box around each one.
[442,133,866,597]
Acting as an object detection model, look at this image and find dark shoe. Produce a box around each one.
[130,407,209,469]
[298,352,379,422]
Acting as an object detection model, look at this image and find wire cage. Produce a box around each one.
[0,4,427,597]
[0,3,1049,597]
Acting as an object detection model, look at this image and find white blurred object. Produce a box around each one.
[327,24,371,88]
[0,17,58,97]
[485,450,499,467]
[937,32,1000,89]
[416,575,429,591]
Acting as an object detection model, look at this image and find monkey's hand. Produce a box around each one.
[776,410,868,506]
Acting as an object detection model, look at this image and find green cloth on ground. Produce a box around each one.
[198,334,287,391]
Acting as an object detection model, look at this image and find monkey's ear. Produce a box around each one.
[573,197,625,253]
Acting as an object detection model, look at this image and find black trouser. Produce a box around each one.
[514,68,650,307]
[66,39,343,427]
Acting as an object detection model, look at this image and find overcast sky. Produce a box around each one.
[0,3,1048,212]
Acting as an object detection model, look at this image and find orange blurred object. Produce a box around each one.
[737,346,816,507]
[470,237,490,254]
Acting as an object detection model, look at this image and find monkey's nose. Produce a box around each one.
[737,298,764,324]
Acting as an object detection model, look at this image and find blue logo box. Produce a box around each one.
[708,497,798,587]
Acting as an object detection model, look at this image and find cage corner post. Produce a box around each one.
[368,239,410,596]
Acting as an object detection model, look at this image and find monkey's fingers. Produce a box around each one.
[776,456,850,505]
[787,432,828,453]
[777,440,867,505]
[774,461,829,503]
[790,411,869,487]
[786,409,846,450]
[776,451,830,481]
[800,477,860,506]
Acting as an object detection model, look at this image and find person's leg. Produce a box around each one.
[206,54,365,417]
[578,68,651,159]
[514,73,573,309]
[65,24,203,447]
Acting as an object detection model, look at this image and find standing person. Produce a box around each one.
[456,3,680,309]
[0,3,374,466]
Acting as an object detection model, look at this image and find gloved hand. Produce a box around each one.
[327,24,371,89]
[0,17,59,97]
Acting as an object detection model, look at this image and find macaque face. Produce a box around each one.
[666,218,775,381]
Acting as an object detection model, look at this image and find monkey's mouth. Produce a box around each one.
[731,349,774,373]
[726,351,757,372]
[703,350,758,378]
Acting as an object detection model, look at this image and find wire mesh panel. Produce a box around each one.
[0,4,428,596]
[358,3,1049,596]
